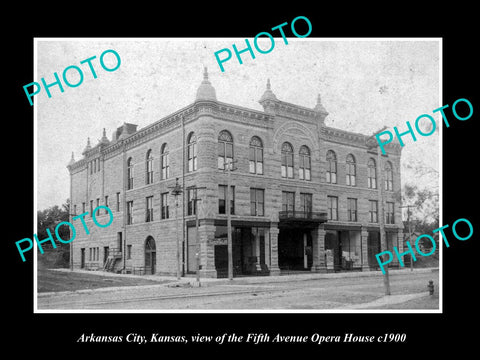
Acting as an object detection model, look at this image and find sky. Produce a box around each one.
[35,38,440,212]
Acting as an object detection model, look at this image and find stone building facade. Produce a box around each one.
[67,68,403,278]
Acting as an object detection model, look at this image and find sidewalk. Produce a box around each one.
[39,267,439,297]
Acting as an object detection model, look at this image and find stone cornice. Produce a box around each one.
[321,126,402,155]
[214,100,274,128]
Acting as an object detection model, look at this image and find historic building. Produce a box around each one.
[67,68,404,278]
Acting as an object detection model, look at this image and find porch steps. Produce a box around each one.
[103,248,122,273]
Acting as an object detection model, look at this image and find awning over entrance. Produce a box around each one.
[279,211,328,228]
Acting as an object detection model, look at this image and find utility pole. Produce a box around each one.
[400,204,416,271]
[224,159,237,280]
[368,126,391,295]
[187,185,206,287]
[170,178,183,280]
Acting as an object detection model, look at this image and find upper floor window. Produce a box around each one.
[326,150,337,183]
[346,154,356,186]
[369,200,378,223]
[250,188,265,216]
[161,192,169,219]
[187,189,196,216]
[281,142,294,178]
[299,145,311,181]
[327,196,338,221]
[386,201,395,224]
[218,185,235,215]
[146,150,153,185]
[127,157,134,190]
[249,136,263,175]
[299,193,312,215]
[385,161,393,191]
[347,198,358,222]
[187,132,197,172]
[282,191,295,213]
[146,196,153,222]
[218,130,234,170]
[126,201,133,225]
[367,158,377,189]
[161,143,169,180]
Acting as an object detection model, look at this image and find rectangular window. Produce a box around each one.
[187,189,196,216]
[104,196,109,214]
[250,188,264,216]
[347,198,357,222]
[90,200,93,217]
[327,196,338,221]
[126,201,133,225]
[161,192,169,219]
[96,198,100,209]
[73,204,77,216]
[386,202,395,224]
[218,185,235,215]
[146,196,153,222]
[299,193,312,217]
[116,192,121,212]
[127,245,132,260]
[282,191,295,214]
[117,232,123,253]
[369,200,378,223]
[82,202,85,213]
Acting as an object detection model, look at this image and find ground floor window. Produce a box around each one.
[325,230,361,271]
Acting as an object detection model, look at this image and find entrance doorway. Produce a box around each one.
[80,248,85,269]
[213,225,269,277]
[367,231,381,269]
[103,246,109,266]
[278,229,312,271]
[145,236,156,275]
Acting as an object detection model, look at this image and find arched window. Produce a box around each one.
[385,161,393,191]
[187,132,197,172]
[249,136,264,174]
[299,145,311,181]
[367,158,377,189]
[218,130,234,170]
[346,154,356,186]
[326,150,337,183]
[127,157,134,189]
[161,143,169,180]
[281,142,294,178]
[146,149,153,185]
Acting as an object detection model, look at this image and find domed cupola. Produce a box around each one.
[195,67,217,101]
[259,79,278,113]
